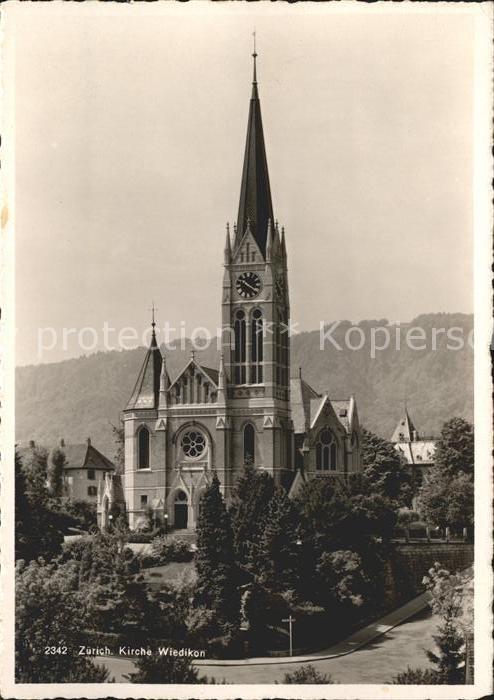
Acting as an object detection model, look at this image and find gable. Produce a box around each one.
[168,359,219,405]
[309,395,346,439]
[232,226,264,265]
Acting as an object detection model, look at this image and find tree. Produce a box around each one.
[392,667,442,684]
[434,417,474,478]
[16,559,110,682]
[240,581,289,654]
[47,446,66,497]
[295,476,397,555]
[282,664,334,684]
[229,463,275,573]
[422,563,472,684]
[195,476,240,629]
[250,487,302,594]
[417,417,474,532]
[56,530,141,633]
[126,654,204,683]
[15,451,65,562]
[19,444,49,496]
[360,428,413,506]
[397,507,420,541]
[62,499,98,531]
[316,549,371,611]
[111,420,125,475]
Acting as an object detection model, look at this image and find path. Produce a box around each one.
[195,590,431,667]
[98,592,435,683]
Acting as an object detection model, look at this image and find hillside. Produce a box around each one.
[16,313,473,461]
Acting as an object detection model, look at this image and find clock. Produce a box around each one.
[236,272,262,299]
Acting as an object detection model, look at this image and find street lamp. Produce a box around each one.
[282,615,296,657]
[164,512,168,537]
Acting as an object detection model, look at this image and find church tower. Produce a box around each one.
[221,47,293,488]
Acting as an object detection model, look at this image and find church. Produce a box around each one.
[99,52,363,531]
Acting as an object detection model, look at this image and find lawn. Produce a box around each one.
[141,561,196,589]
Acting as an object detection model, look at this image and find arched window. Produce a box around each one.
[137,426,150,469]
[243,423,255,465]
[250,309,263,383]
[316,429,337,471]
[234,309,246,384]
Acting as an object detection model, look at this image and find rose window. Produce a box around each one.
[181,429,206,459]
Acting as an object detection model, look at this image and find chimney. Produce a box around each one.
[412,430,418,442]
[59,438,65,448]
[86,437,91,446]
[29,440,35,448]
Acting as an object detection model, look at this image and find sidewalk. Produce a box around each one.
[194,590,431,667]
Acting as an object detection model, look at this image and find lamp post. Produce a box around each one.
[282,615,296,657]
[164,512,168,537]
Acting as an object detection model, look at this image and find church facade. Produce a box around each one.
[105,54,363,530]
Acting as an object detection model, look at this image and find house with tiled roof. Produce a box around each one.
[391,411,437,491]
[20,438,115,503]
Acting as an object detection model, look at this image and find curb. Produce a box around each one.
[193,591,432,668]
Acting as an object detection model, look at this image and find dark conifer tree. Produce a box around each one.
[195,475,240,628]
[228,462,275,573]
[250,487,302,594]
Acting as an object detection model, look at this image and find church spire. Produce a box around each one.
[150,301,157,347]
[236,39,274,258]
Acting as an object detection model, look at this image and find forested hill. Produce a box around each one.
[16,313,473,461]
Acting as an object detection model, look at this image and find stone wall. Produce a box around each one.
[384,542,474,608]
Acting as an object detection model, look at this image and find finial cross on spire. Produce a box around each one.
[150,301,157,329]
[252,30,258,84]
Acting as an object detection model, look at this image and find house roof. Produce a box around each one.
[18,441,115,472]
[396,440,436,466]
[126,331,162,410]
[200,366,219,386]
[391,411,417,443]
[291,376,356,435]
[62,443,115,471]
[290,376,321,433]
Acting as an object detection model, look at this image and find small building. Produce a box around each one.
[391,411,437,490]
[59,438,115,502]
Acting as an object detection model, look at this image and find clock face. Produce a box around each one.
[236,272,262,299]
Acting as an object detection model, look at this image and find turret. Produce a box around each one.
[218,352,227,404]
[224,223,232,264]
[266,218,273,262]
[158,352,169,408]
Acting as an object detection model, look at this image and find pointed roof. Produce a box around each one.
[391,410,417,443]
[290,375,321,433]
[236,49,274,257]
[126,329,162,410]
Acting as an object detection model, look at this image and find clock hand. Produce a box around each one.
[243,281,258,293]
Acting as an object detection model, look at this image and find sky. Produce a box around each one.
[12,3,475,366]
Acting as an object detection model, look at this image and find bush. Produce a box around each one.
[150,536,193,564]
[282,664,334,684]
[126,654,205,683]
[208,623,243,659]
[62,499,98,531]
[126,530,158,544]
[392,667,443,684]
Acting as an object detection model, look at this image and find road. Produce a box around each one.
[98,607,437,684]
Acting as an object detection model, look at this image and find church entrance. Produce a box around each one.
[174,489,188,529]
